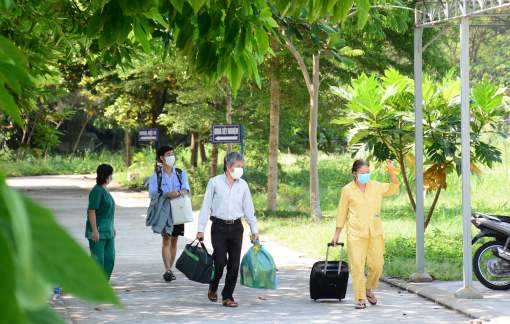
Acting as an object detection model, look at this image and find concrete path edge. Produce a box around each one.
[378,274,508,322]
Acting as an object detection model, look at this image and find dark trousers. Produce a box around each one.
[210,221,244,301]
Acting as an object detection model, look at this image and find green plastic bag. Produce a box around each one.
[240,243,278,290]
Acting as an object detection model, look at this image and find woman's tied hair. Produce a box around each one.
[223,151,245,172]
[352,159,370,180]
[96,164,114,185]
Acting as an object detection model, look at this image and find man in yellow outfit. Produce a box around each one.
[332,159,400,309]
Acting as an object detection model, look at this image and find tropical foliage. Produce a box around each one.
[332,69,509,229]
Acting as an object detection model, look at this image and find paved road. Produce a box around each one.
[8,175,473,324]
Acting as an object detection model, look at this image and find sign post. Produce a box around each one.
[138,128,160,171]
[211,124,244,175]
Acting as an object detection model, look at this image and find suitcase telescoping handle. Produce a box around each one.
[325,242,344,276]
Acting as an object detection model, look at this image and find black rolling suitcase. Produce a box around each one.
[310,242,349,301]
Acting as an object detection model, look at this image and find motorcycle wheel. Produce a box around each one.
[473,241,510,290]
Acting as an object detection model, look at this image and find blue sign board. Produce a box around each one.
[211,124,241,143]
[138,128,159,142]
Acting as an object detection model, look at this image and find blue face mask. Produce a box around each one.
[357,173,371,183]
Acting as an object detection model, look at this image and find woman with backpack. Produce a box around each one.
[148,145,190,282]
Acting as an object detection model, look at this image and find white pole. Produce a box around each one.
[454,15,482,299]
[410,27,432,283]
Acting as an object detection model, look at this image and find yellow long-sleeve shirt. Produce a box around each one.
[336,180,400,238]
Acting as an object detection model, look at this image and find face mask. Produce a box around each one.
[229,167,243,180]
[357,173,370,184]
[165,156,175,167]
[108,177,113,185]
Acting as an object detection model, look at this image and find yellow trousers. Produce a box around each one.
[347,234,385,301]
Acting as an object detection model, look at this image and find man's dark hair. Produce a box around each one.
[96,164,113,185]
[158,145,174,161]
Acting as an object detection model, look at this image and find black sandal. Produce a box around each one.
[355,302,366,309]
[163,270,175,282]
[367,294,377,305]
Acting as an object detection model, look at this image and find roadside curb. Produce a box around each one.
[49,297,73,324]
[378,274,510,322]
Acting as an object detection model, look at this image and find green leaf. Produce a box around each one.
[175,23,194,50]
[234,26,247,59]
[311,23,320,45]
[247,52,261,89]
[118,16,133,44]
[86,8,104,38]
[0,86,23,127]
[225,19,240,45]
[255,27,269,54]
[147,6,167,26]
[134,17,151,54]
[210,12,221,32]
[0,231,22,323]
[262,16,279,28]
[188,0,206,15]
[197,12,211,38]
[319,21,338,34]
[259,7,272,18]
[98,3,124,49]
[228,57,243,95]
[196,41,212,73]
[239,53,252,79]
[355,0,371,29]
[373,142,391,161]
[0,181,49,312]
[331,0,351,24]
[31,148,42,160]
[23,196,120,304]
[328,33,342,47]
[341,57,355,67]
[25,305,65,324]
[169,0,184,13]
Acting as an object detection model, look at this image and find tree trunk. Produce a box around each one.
[69,113,93,163]
[284,42,322,222]
[424,187,442,230]
[210,143,218,177]
[190,131,198,172]
[17,124,27,161]
[152,88,168,171]
[397,152,417,211]
[267,38,280,212]
[125,128,132,167]
[309,54,322,222]
[199,140,207,163]
[224,76,233,153]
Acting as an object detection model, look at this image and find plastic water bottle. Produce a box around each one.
[53,286,60,301]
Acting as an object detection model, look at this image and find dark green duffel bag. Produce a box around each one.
[176,239,215,284]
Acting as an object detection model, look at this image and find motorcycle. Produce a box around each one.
[471,212,510,290]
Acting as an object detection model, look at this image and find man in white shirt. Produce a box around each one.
[196,152,259,307]
[149,145,190,282]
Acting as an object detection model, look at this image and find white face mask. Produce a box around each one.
[165,156,175,167]
[229,167,243,180]
[108,177,113,185]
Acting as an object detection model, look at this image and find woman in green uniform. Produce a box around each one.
[86,164,116,281]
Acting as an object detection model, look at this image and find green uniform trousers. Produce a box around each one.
[89,238,115,281]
